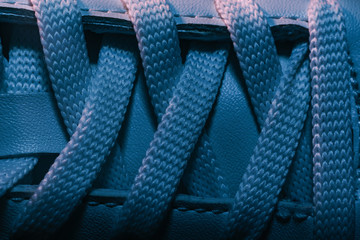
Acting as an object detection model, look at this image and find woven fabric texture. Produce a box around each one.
[0,0,354,239]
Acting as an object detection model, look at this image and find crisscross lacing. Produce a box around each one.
[0,0,355,239]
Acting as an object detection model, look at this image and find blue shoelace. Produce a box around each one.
[0,0,356,239]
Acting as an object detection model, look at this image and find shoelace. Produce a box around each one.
[0,0,354,239]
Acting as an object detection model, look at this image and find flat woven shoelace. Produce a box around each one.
[121,0,230,199]
[216,0,311,235]
[309,0,355,238]
[0,0,353,239]
[12,0,230,237]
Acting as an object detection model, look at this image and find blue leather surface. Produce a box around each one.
[117,72,157,187]
[207,59,258,194]
[0,93,68,157]
[0,0,358,239]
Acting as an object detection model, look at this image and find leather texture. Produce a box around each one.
[0,93,68,157]
[0,0,359,239]
[3,185,359,239]
[0,185,315,240]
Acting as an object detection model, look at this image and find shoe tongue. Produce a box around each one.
[0,25,50,196]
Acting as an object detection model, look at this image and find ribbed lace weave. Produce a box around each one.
[309,0,355,238]
[13,27,138,240]
[216,0,355,238]
[119,43,229,236]
[15,34,138,237]
[121,0,230,199]
[13,0,230,237]
[0,0,353,239]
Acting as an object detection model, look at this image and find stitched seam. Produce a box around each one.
[6,197,312,218]
[80,8,126,14]
[173,208,227,215]
[175,207,227,214]
[84,201,312,218]
[7,198,312,220]
[0,1,308,24]
[1,1,29,7]
[74,201,313,219]
[9,197,26,203]
[87,201,229,214]
[270,15,307,22]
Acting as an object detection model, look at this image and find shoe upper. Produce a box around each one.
[0,0,358,239]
